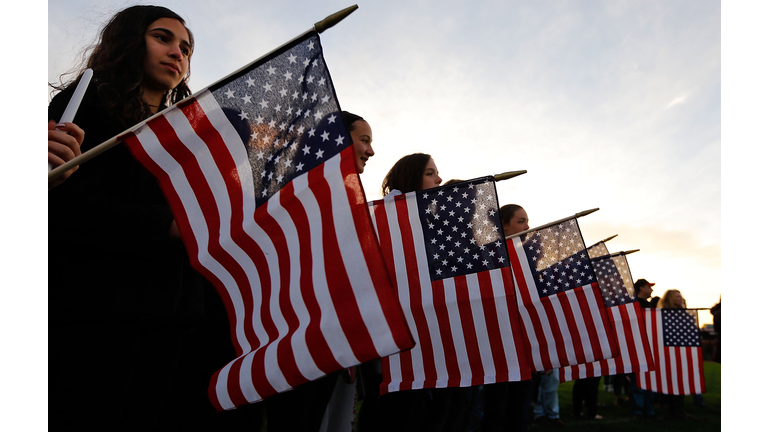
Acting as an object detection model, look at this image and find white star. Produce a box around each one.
[225,89,235,98]
[321,131,330,141]
[315,149,325,159]
[288,53,297,63]
[246,77,255,87]
[241,94,252,104]
[238,110,248,120]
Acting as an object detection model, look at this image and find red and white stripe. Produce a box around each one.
[507,237,618,371]
[121,90,413,410]
[369,193,531,394]
[637,309,705,395]
[558,301,653,381]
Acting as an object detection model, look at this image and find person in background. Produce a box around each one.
[366,153,444,432]
[381,152,442,197]
[343,111,375,174]
[634,278,660,308]
[657,289,699,419]
[317,111,377,432]
[482,204,533,432]
[572,377,603,420]
[711,298,721,363]
[627,278,658,419]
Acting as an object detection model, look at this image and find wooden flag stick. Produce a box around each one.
[49,5,359,183]
[590,249,640,261]
[493,170,527,182]
[586,234,617,250]
[504,208,599,240]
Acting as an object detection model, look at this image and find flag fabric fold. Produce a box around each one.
[507,218,618,371]
[557,252,653,381]
[120,32,413,410]
[368,178,532,394]
[637,308,706,395]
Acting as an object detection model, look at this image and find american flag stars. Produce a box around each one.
[520,219,597,299]
[662,309,702,347]
[417,179,509,282]
[209,37,348,208]
[591,254,635,307]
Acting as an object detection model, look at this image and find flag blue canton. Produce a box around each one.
[417,178,509,282]
[209,33,347,208]
[591,255,635,307]
[520,219,595,299]
[662,309,701,347]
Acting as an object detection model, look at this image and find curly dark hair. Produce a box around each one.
[51,5,194,128]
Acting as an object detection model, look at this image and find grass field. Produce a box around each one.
[533,361,721,432]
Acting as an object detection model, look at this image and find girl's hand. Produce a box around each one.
[48,120,85,189]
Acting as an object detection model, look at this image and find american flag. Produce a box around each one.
[587,240,610,259]
[507,218,618,371]
[368,178,532,393]
[557,252,653,381]
[637,308,706,395]
[120,32,413,410]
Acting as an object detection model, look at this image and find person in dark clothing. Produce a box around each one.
[48,6,259,430]
[627,278,658,418]
[711,298,721,363]
[481,204,534,432]
[634,278,659,308]
[572,376,603,420]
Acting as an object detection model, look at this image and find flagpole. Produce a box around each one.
[586,234,617,250]
[48,5,359,184]
[589,249,640,261]
[493,170,527,182]
[504,208,599,240]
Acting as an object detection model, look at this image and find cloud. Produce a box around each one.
[665,92,690,109]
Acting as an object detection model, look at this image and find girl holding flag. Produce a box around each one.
[48,6,257,429]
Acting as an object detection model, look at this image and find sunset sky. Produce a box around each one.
[47,0,723,325]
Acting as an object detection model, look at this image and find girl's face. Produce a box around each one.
[142,17,191,96]
[419,158,442,191]
[673,291,684,308]
[503,208,530,237]
[350,120,374,174]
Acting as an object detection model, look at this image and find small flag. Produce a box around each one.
[507,218,618,371]
[120,32,413,410]
[637,308,706,395]
[587,240,610,259]
[369,178,532,393]
[558,252,653,381]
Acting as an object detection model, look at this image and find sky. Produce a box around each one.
[47,0,723,326]
[5,0,761,426]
